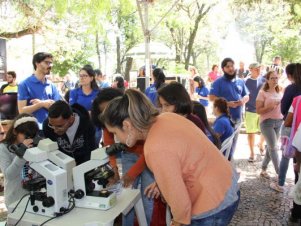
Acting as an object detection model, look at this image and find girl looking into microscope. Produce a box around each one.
[0,113,39,208]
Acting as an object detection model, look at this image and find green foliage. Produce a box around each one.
[233,1,292,63]
[51,50,91,77]
[269,33,301,63]
[232,0,301,24]
[169,62,187,74]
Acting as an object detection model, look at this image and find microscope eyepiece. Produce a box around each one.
[105,143,128,156]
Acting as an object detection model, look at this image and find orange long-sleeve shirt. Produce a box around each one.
[144,113,233,225]
[103,128,146,179]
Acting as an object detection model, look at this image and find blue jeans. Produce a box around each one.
[121,151,154,226]
[260,119,282,174]
[278,155,290,186]
[95,127,102,147]
[188,191,240,226]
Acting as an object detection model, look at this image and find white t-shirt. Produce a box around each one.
[66,114,80,144]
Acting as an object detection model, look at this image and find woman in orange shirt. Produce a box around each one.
[91,88,155,226]
[101,89,240,226]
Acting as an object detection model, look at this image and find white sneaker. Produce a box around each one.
[270,182,284,192]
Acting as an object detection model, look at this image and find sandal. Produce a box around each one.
[260,171,270,179]
[248,157,255,162]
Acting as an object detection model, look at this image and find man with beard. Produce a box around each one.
[0,71,18,94]
[209,58,249,159]
[18,52,61,128]
[0,71,18,119]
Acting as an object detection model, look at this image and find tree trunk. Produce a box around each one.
[192,51,197,66]
[95,32,101,70]
[116,36,121,73]
[103,42,108,75]
[206,54,210,72]
[124,57,133,82]
[254,40,267,64]
[184,4,212,70]
[32,33,35,55]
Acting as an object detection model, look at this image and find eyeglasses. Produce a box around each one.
[48,121,69,131]
[79,74,89,78]
[269,77,279,80]
[43,60,53,66]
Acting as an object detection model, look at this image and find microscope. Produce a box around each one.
[73,147,117,210]
[22,138,76,217]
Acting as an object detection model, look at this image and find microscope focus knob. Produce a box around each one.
[42,196,55,207]
[74,189,85,199]
[33,205,39,212]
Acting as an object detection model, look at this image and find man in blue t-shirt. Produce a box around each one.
[245,62,265,162]
[209,58,249,159]
[209,58,249,122]
[18,52,61,128]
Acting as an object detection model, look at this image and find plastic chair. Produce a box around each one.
[220,127,240,160]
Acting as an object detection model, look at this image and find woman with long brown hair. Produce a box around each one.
[256,71,283,178]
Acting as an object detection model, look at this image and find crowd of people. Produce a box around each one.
[0,52,300,225]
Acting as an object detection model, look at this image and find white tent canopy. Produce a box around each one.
[126,42,174,59]
[136,0,179,87]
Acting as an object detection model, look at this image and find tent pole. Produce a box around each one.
[144,1,150,88]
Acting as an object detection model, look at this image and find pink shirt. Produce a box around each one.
[208,71,219,82]
[144,113,233,224]
[256,90,283,123]
[288,95,301,134]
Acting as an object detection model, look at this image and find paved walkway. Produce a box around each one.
[0,133,299,225]
[230,133,299,226]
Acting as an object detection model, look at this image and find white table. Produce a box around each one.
[7,189,147,226]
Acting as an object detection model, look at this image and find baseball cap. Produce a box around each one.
[249,62,261,69]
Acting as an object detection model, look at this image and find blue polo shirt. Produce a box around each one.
[69,88,99,111]
[18,74,61,127]
[210,76,249,121]
[213,114,234,143]
[245,76,265,113]
[195,86,209,107]
[145,83,158,106]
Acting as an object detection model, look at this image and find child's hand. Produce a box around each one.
[122,174,134,188]
[107,167,120,186]
[144,182,160,199]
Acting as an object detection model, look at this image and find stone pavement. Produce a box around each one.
[0,133,300,225]
[230,133,299,226]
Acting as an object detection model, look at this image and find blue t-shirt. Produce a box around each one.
[209,76,249,121]
[245,76,265,113]
[98,81,111,89]
[213,114,234,143]
[69,88,99,111]
[195,86,209,107]
[18,74,61,127]
[145,83,158,106]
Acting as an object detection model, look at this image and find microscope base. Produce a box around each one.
[75,192,117,210]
